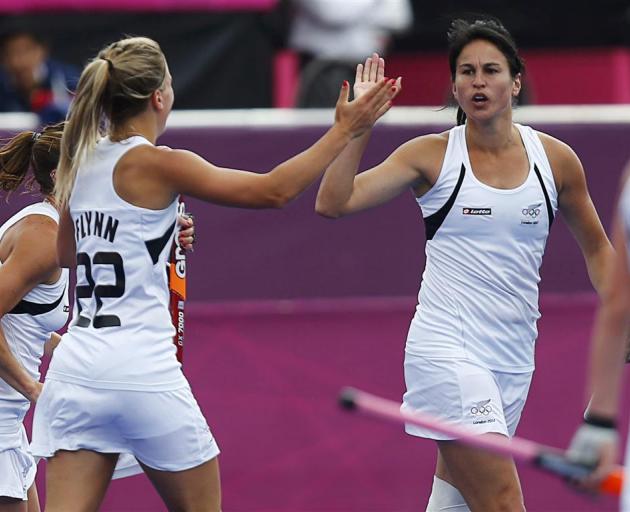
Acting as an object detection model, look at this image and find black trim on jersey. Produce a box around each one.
[533,164,555,228]
[9,288,65,315]
[424,164,466,240]
[145,221,176,264]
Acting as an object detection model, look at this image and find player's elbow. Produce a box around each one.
[264,189,292,209]
[256,175,295,209]
[605,292,630,323]
[315,197,343,219]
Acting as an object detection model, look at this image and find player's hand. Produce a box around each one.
[177,214,195,252]
[566,420,618,491]
[27,380,43,403]
[334,73,400,140]
[353,53,402,101]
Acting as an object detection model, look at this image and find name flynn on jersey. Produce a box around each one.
[74,211,120,243]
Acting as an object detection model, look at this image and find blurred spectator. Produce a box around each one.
[0,31,79,124]
[288,0,412,108]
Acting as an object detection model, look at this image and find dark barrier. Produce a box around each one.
[1,119,628,300]
[0,11,280,109]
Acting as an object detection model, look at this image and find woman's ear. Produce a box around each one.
[512,73,522,98]
[151,89,164,110]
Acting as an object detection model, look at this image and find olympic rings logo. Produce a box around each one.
[470,404,493,415]
[521,208,541,217]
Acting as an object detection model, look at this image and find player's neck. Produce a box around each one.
[465,115,516,153]
[43,194,58,211]
[110,115,157,145]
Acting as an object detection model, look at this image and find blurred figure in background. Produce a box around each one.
[0,31,79,125]
[566,166,630,506]
[288,0,412,108]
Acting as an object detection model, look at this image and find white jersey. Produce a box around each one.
[620,178,630,253]
[406,124,558,372]
[0,202,69,431]
[47,136,186,391]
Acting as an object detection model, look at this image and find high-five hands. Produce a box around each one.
[334,53,402,139]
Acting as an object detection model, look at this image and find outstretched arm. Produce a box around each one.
[315,54,443,218]
[144,78,397,210]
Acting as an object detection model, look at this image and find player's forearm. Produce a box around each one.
[0,328,39,401]
[265,123,353,207]
[587,301,630,419]
[585,242,615,297]
[315,131,371,218]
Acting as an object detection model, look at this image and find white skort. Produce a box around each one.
[31,379,219,473]
[402,353,533,440]
[0,424,36,500]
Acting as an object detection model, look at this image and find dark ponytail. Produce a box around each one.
[0,123,64,200]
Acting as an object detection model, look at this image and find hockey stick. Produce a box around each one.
[339,387,623,496]
[168,199,187,363]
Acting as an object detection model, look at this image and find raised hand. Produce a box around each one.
[334,73,400,140]
[354,53,402,101]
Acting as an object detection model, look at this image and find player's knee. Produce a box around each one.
[426,476,470,511]
[492,481,525,512]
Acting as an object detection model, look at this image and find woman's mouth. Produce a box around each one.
[472,93,488,103]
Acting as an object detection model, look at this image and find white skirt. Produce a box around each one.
[0,424,36,500]
[402,353,533,440]
[31,378,220,472]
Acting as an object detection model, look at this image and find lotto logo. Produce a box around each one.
[462,207,492,216]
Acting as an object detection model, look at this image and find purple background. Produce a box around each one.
[3,122,626,300]
[3,120,629,510]
[31,297,628,511]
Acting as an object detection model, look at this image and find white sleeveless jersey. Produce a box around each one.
[0,202,69,429]
[406,124,558,372]
[47,136,186,391]
[620,178,630,258]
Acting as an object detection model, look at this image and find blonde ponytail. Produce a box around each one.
[54,36,166,207]
[55,59,109,207]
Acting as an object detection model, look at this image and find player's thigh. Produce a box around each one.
[45,449,118,512]
[140,456,221,512]
[0,498,27,512]
[437,439,525,512]
[26,484,39,512]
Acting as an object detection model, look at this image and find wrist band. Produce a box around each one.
[584,413,617,429]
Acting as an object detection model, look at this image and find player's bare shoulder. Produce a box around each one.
[396,130,448,165]
[536,131,577,162]
[536,130,584,191]
[396,130,450,189]
[0,213,56,263]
